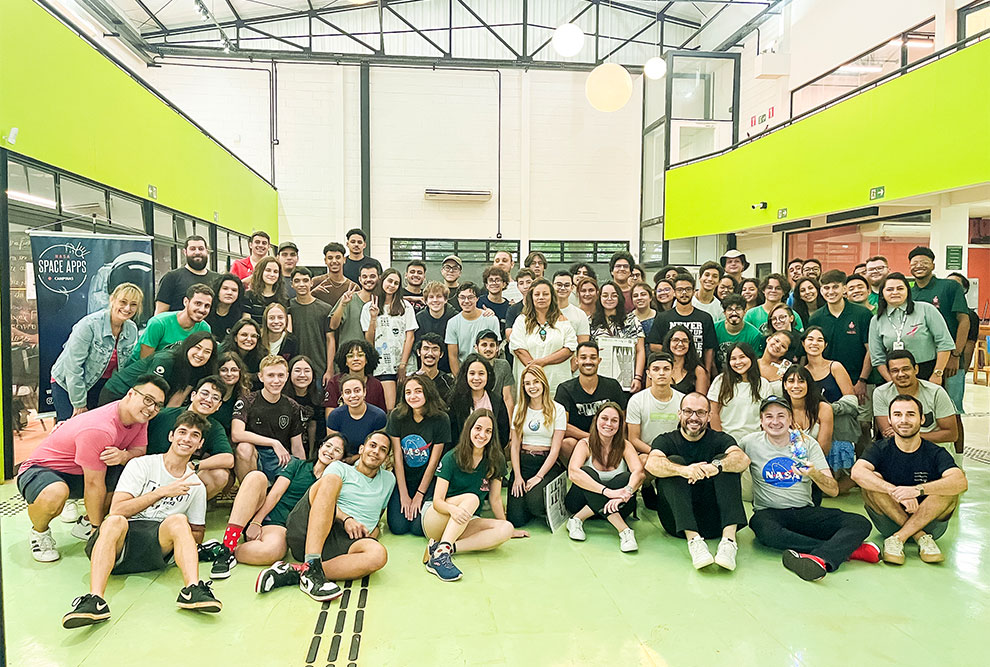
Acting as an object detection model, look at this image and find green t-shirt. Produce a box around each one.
[867,291,879,313]
[435,450,502,511]
[912,277,967,337]
[103,350,174,401]
[266,458,317,527]
[807,301,874,383]
[145,407,232,457]
[713,320,764,373]
[133,312,211,360]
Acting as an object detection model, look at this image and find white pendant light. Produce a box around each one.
[585,62,633,112]
[552,23,585,57]
[644,56,666,80]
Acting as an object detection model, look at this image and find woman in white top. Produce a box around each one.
[564,402,644,552]
[507,364,567,528]
[362,268,419,410]
[509,278,578,395]
[708,342,774,444]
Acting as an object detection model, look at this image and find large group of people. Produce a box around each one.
[17,230,977,629]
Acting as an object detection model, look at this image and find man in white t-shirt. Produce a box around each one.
[552,270,591,374]
[445,283,501,375]
[628,353,685,457]
[63,411,219,629]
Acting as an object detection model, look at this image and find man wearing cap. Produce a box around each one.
[231,231,272,281]
[908,245,969,456]
[440,255,463,310]
[739,396,876,582]
[278,241,300,299]
[720,250,749,283]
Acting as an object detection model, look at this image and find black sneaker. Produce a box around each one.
[210,545,237,580]
[782,550,827,582]
[299,562,343,602]
[176,580,222,613]
[255,561,300,594]
[62,594,111,629]
[198,539,223,562]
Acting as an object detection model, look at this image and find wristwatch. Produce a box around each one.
[916,484,925,496]
[933,369,944,377]
[951,350,962,358]
[711,459,723,471]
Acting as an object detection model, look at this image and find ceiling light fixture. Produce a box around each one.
[585,1,633,112]
[552,23,585,57]
[643,3,666,80]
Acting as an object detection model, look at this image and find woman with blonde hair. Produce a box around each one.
[260,302,298,361]
[507,364,567,528]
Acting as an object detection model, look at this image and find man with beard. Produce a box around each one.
[873,351,957,448]
[646,392,749,570]
[330,262,379,347]
[852,394,967,565]
[404,261,428,312]
[311,242,357,309]
[155,236,220,313]
[554,341,627,461]
[864,255,889,312]
[713,295,763,374]
[646,273,717,377]
[414,333,455,398]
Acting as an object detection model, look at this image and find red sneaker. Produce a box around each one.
[849,542,881,564]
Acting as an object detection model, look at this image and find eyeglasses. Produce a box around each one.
[458,294,477,302]
[681,408,709,418]
[132,387,165,411]
[674,287,693,294]
[613,264,630,271]
[442,265,459,271]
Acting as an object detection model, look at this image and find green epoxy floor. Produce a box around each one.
[3,458,989,667]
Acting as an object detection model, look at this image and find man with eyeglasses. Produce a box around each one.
[609,251,637,312]
[864,255,889,312]
[478,266,511,331]
[552,271,591,372]
[646,392,750,571]
[440,255,464,309]
[145,376,234,499]
[714,295,764,374]
[445,283,500,375]
[17,375,169,563]
[646,273,717,377]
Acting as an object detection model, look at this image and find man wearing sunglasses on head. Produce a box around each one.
[17,375,169,563]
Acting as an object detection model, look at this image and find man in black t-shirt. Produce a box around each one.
[342,229,382,284]
[414,333,455,399]
[415,282,456,374]
[645,392,750,571]
[232,355,305,484]
[646,273,716,377]
[851,394,967,566]
[554,341,627,462]
[154,235,220,313]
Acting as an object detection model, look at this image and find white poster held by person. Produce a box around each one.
[597,336,636,391]
[544,474,568,533]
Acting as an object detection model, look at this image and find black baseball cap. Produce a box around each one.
[759,395,792,413]
[908,246,935,261]
[475,329,499,344]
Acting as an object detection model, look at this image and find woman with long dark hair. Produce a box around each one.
[287,355,326,455]
[447,353,510,448]
[322,338,386,412]
[222,319,266,376]
[590,281,645,393]
[630,281,657,337]
[206,272,248,338]
[362,267,418,409]
[655,278,676,312]
[99,331,218,407]
[327,373,387,464]
[385,375,451,536]
[421,409,526,582]
[758,330,799,394]
[663,325,709,396]
[739,277,763,313]
[708,342,773,445]
[716,275,738,302]
[216,351,251,435]
[245,256,289,325]
[576,276,599,320]
[564,402,644,552]
[792,276,825,324]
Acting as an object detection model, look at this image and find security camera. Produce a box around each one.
[751,201,767,210]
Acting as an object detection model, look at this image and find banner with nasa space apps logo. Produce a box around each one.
[29,231,153,411]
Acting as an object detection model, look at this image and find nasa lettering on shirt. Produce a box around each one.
[762,456,803,487]
[401,434,431,467]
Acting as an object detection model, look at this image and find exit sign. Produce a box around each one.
[869,186,885,200]
[148,184,158,200]
[777,208,788,219]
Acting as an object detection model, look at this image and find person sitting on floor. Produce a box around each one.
[646,392,749,571]
[17,375,168,562]
[62,411,220,628]
[851,394,968,566]
[255,431,395,601]
[422,409,528,582]
[206,433,345,579]
[873,350,958,451]
[564,402,644,553]
[740,396,878,582]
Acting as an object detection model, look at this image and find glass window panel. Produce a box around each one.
[563,252,596,263]
[392,240,423,250]
[785,217,930,276]
[667,237,697,265]
[459,251,486,262]
[6,160,57,209]
[425,240,455,250]
[391,250,421,261]
[174,215,193,242]
[60,178,107,219]
[641,223,665,266]
[153,241,175,281]
[457,241,486,251]
[965,3,990,37]
[644,73,666,127]
[642,123,665,221]
[424,250,450,261]
[109,194,144,231]
[153,208,172,238]
[529,241,561,252]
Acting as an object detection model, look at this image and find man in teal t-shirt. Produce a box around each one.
[714,295,764,373]
[135,284,213,359]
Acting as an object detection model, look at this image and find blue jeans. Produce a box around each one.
[51,379,108,423]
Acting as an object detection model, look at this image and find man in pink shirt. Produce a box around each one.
[16,375,168,562]
[230,230,271,281]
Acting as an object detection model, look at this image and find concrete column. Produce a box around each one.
[929,199,969,276]
[934,0,957,49]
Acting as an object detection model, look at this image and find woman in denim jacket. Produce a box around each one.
[50,283,144,422]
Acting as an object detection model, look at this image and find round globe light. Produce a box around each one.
[552,23,585,57]
[643,56,667,80]
[585,63,633,112]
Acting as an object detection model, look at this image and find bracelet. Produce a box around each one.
[858,378,869,384]
[249,521,262,527]
[343,516,354,524]
[415,489,426,496]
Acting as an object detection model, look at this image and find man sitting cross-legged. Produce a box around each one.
[646,392,750,571]
[62,411,220,628]
[206,433,346,579]
[851,394,968,565]
[256,431,396,601]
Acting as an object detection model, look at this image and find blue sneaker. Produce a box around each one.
[425,545,462,582]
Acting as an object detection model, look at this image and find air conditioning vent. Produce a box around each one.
[424,188,492,202]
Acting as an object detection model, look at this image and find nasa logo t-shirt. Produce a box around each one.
[738,431,828,511]
[384,411,451,490]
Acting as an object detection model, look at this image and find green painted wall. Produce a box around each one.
[664,38,990,239]
[0,0,277,237]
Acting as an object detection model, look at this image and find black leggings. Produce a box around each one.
[564,468,635,520]
[507,451,565,528]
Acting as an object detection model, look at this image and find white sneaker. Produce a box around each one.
[619,528,638,553]
[71,516,93,541]
[59,500,80,523]
[688,535,715,569]
[882,535,905,565]
[714,537,738,571]
[566,516,586,541]
[917,534,944,564]
[30,528,60,562]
